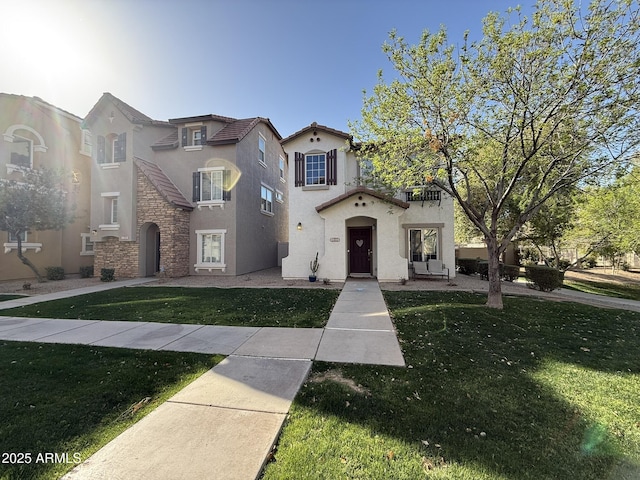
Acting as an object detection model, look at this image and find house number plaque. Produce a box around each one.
[330,237,340,242]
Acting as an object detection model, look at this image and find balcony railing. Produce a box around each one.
[405,189,441,202]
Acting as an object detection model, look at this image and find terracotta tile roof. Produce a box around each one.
[315,186,409,213]
[168,113,238,124]
[151,129,179,150]
[209,117,282,145]
[134,157,193,211]
[282,122,352,144]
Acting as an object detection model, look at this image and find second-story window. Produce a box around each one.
[294,149,337,187]
[97,133,126,164]
[279,155,285,181]
[305,154,326,185]
[9,135,32,168]
[192,168,231,204]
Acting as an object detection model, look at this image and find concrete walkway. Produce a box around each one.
[0,278,404,480]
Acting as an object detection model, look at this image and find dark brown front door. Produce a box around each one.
[349,227,372,274]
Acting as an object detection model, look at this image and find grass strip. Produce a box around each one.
[263,291,640,480]
[563,279,640,301]
[0,287,339,328]
[0,341,222,480]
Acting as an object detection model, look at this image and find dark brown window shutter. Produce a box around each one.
[294,152,304,187]
[114,133,126,162]
[181,128,188,147]
[327,149,337,185]
[97,135,105,163]
[192,172,200,202]
[200,126,207,145]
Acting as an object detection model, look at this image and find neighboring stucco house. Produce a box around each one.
[83,93,287,278]
[281,122,455,282]
[0,93,93,281]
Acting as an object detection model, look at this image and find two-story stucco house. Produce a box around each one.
[84,93,287,278]
[0,93,93,281]
[281,122,455,282]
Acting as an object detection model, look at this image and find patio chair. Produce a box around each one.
[412,259,449,281]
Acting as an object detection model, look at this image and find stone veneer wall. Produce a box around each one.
[93,167,191,278]
[136,169,191,277]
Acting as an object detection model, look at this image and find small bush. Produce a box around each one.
[457,258,479,275]
[45,266,65,281]
[503,264,521,282]
[525,265,564,292]
[621,261,631,272]
[100,268,115,282]
[477,261,490,279]
[583,257,598,269]
[79,266,94,278]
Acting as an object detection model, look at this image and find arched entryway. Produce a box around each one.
[346,216,376,277]
[139,223,160,277]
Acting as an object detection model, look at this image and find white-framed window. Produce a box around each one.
[409,228,439,263]
[195,229,226,272]
[193,167,229,209]
[9,134,33,168]
[279,155,285,182]
[275,189,284,203]
[305,153,326,185]
[201,170,224,202]
[258,134,266,166]
[80,129,92,156]
[99,192,120,230]
[110,198,118,224]
[8,231,27,243]
[80,233,94,255]
[181,125,206,151]
[261,185,273,214]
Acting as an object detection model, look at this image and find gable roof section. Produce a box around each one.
[209,117,282,145]
[282,122,352,145]
[83,93,173,128]
[315,186,409,213]
[134,157,193,211]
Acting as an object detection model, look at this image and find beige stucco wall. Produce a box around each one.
[0,94,92,281]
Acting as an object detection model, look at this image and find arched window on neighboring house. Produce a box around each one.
[3,124,48,171]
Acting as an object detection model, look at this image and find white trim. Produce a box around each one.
[194,229,227,272]
[197,166,225,172]
[80,233,94,256]
[4,242,42,254]
[3,124,48,152]
[100,163,120,170]
[184,145,203,152]
[258,133,266,165]
[98,224,120,231]
[100,191,120,197]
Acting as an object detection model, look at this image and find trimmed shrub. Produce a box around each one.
[45,266,65,281]
[503,264,521,282]
[524,265,564,292]
[79,266,94,278]
[477,261,489,279]
[100,268,115,282]
[457,258,479,275]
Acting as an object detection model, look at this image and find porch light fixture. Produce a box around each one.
[297,222,303,231]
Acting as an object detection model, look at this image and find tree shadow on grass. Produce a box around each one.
[282,292,640,479]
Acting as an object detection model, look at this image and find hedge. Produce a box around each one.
[79,266,94,278]
[45,266,65,281]
[100,268,115,282]
[524,265,564,292]
[457,258,480,275]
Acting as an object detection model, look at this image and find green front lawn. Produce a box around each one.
[563,279,640,301]
[0,295,25,302]
[0,287,339,328]
[0,341,221,480]
[263,291,640,480]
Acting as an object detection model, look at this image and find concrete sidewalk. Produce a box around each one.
[0,278,404,480]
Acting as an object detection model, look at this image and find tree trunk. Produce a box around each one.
[486,239,504,309]
[16,234,44,282]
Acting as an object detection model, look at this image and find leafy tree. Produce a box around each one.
[0,168,74,281]
[568,168,640,269]
[351,0,640,308]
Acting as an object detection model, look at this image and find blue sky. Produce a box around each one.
[1,0,530,138]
